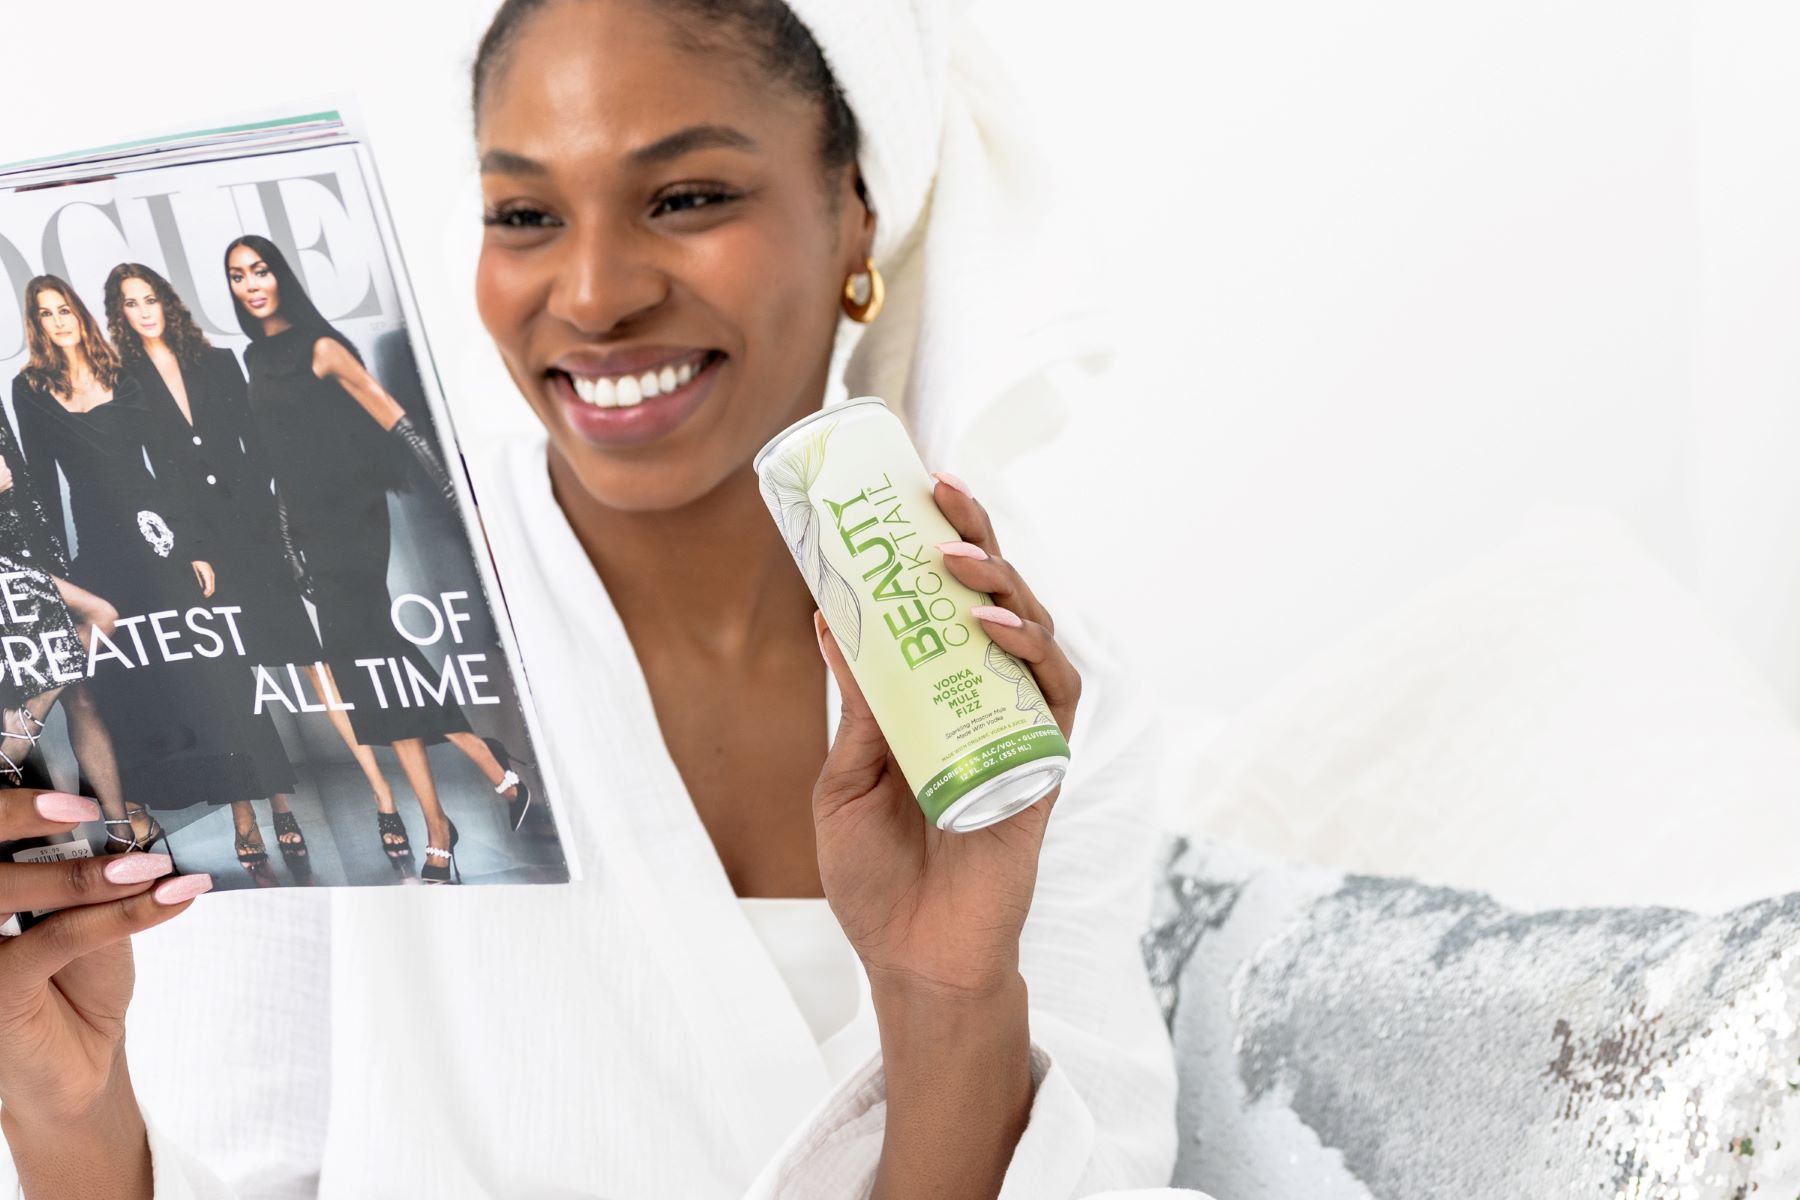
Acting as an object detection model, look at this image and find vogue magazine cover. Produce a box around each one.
[0,113,570,916]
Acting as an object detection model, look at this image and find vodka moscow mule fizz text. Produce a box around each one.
[755,397,1069,832]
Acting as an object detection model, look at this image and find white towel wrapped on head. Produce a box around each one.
[785,0,1113,470]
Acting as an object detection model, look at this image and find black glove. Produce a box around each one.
[390,415,458,504]
[275,494,316,601]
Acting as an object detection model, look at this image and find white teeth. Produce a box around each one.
[568,354,708,408]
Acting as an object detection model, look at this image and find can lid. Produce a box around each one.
[752,395,891,474]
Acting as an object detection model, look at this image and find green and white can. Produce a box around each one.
[754,396,1071,832]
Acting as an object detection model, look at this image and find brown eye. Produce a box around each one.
[483,204,560,231]
[650,186,741,219]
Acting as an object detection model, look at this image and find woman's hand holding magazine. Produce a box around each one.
[0,787,208,1199]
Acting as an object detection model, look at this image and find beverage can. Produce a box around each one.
[755,397,1071,831]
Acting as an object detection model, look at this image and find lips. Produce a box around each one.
[547,349,724,448]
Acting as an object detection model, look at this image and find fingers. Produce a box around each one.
[0,790,100,843]
[972,606,1083,739]
[930,471,1056,635]
[935,541,1055,635]
[933,470,1080,733]
[2,873,212,983]
[0,851,178,920]
[930,472,1001,559]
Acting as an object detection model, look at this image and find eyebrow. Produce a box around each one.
[631,124,757,165]
[478,124,758,176]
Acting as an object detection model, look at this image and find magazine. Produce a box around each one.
[0,109,571,925]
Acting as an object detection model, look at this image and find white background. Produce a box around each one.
[3,0,1797,725]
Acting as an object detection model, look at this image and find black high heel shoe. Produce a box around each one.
[421,818,460,885]
[484,737,535,832]
[232,821,269,873]
[375,810,413,862]
[271,810,309,867]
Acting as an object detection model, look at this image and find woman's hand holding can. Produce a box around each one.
[810,471,1080,1199]
[810,470,1080,999]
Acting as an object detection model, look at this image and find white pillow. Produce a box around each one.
[1170,512,1800,912]
[1144,835,1800,1199]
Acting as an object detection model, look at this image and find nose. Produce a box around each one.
[545,220,670,337]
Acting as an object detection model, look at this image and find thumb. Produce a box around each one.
[814,611,890,805]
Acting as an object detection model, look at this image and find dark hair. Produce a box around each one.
[223,234,335,342]
[20,274,118,399]
[472,0,862,180]
[104,262,212,373]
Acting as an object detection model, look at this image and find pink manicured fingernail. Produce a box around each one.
[35,792,100,822]
[970,605,1023,628]
[937,540,989,561]
[932,471,975,499]
[103,853,173,885]
[152,874,213,905]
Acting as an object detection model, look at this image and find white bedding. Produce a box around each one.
[1163,511,1800,913]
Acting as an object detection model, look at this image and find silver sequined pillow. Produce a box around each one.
[1142,837,1800,1199]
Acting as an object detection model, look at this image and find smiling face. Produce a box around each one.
[226,244,280,322]
[34,288,82,349]
[474,0,872,514]
[118,276,165,340]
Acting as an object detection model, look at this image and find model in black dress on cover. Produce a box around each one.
[225,237,529,882]
[0,297,130,843]
[9,275,282,847]
[107,261,419,877]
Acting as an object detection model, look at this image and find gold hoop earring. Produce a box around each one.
[841,257,884,324]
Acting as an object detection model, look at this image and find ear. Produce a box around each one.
[837,165,878,274]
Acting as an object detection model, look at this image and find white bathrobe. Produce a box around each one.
[0,434,1209,1200]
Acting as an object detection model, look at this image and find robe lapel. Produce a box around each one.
[476,439,835,1177]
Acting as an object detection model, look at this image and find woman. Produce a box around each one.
[7,276,296,844]
[104,262,519,877]
[224,236,533,881]
[0,2,1197,1198]
[0,412,133,849]
[102,262,322,877]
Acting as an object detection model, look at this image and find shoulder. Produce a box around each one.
[309,331,362,375]
[112,369,145,402]
[241,336,269,370]
[204,345,244,379]
[11,372,48,411]
[118,353,154,388]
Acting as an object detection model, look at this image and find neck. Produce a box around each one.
[61,347,92,386]
[548,448,812,663]
[262,314,291,337]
